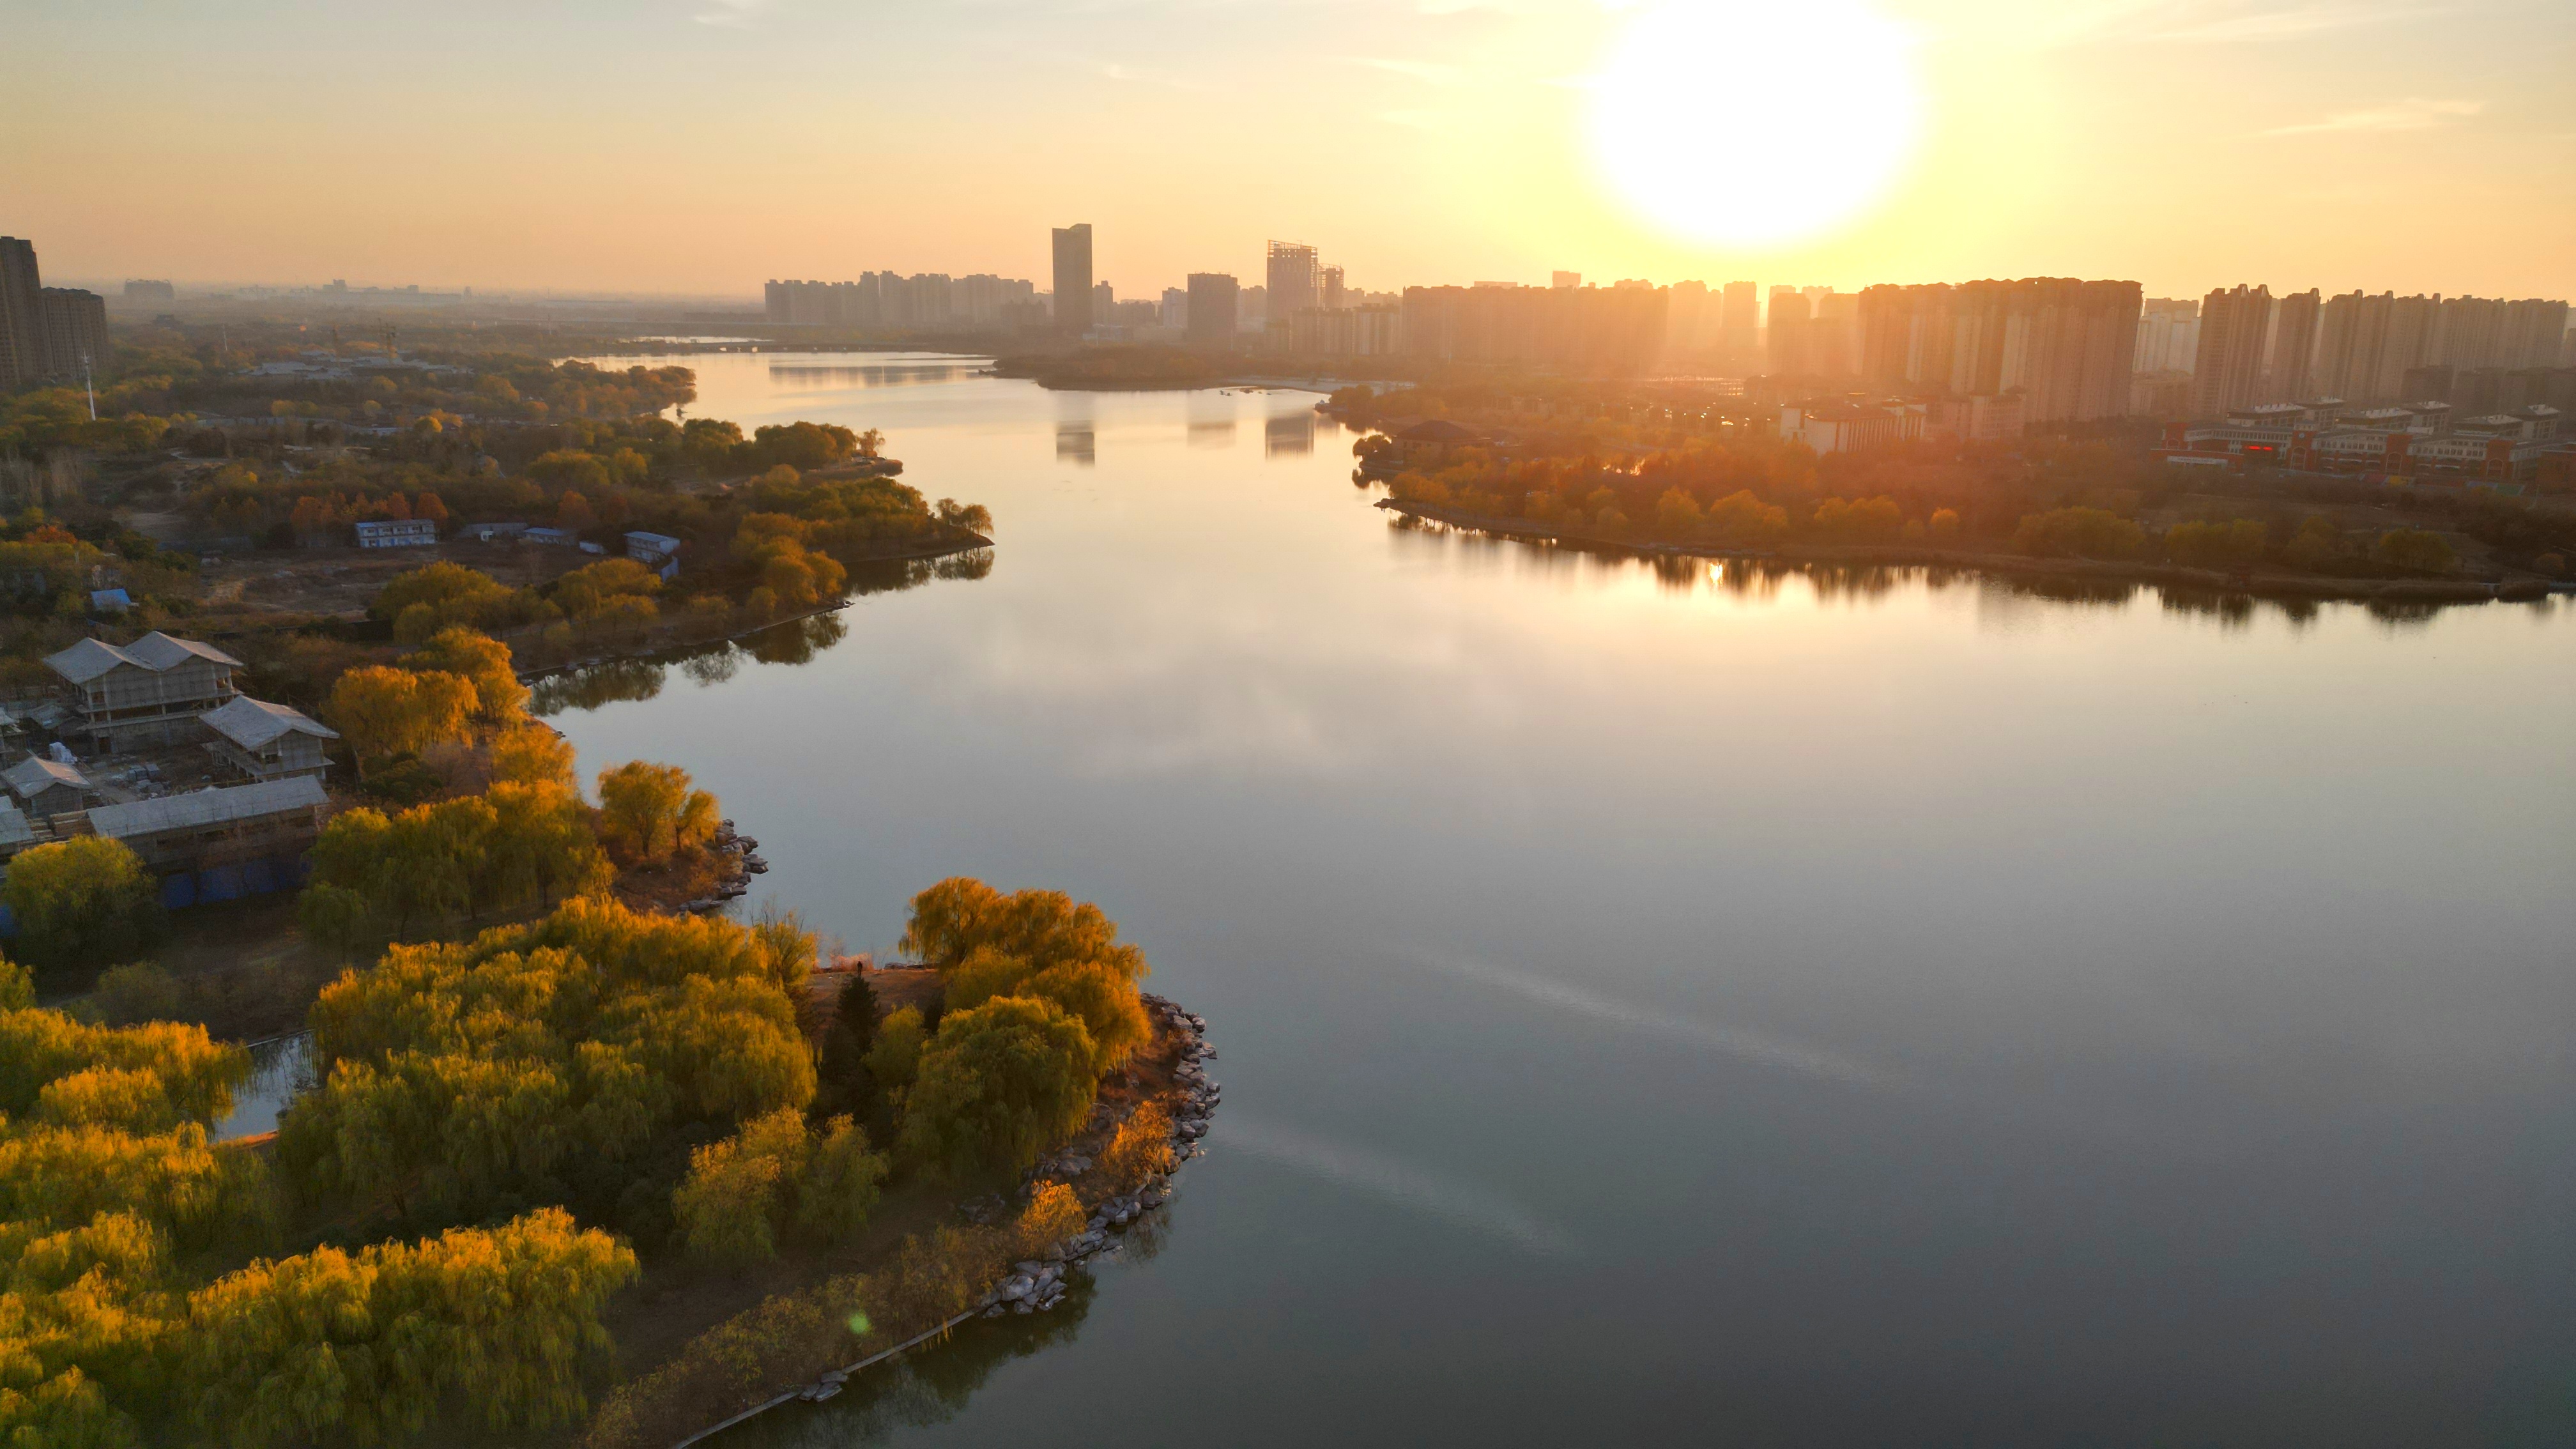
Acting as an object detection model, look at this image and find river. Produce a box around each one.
[551,350,2576,1446]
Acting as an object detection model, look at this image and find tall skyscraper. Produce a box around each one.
[1767,289,1812,376]
[40,289,107,378]
[2189,284,2271,417]
[2262,289,2320,401]
[1854,277,2142,424]
[1186,273,1239,348]
[1266,242,1319,320]
[2314,291,2442,401]
[0,237,44,391]
[1052,224,1093,337]
[1721,281,1758,364]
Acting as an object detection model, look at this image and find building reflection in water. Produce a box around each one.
[1264,411,1314,457]
[1055,423,1095,466]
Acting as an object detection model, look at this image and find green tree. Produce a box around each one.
[2012,507,2145,559]
[816,973,878,1116]
[3,837,165,975]
[2374,528,2456,573]
[898,997,1098,1179]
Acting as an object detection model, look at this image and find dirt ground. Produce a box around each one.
[165,533,595,622]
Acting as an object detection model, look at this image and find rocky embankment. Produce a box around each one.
[982,993,1218,1317]
[682,819,767,914]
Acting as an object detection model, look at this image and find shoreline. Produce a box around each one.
[512,533,992,686]
[654,993,1219,1447]
[1374,498,2563,606]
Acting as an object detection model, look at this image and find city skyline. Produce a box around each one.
[7,0,2570,300]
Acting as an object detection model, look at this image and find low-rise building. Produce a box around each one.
[355,518,439,549]
[1781,400,1926,456]
[625,531,684,581]
[83,776,330,908]
[43,632,243,753]
[201,696,339,782]
[3,755,89,817]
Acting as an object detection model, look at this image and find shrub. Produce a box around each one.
[1017,1181,1087,1255]
[91,961,184,1025]
[2012,507,2144,559]
[1100,1101,1176,1192]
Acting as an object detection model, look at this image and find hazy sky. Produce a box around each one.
[7,0,2571,302]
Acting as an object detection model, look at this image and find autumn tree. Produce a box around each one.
[2,836,165,974]
[326,666,478,766]
[673,1108,886,1264]
[489,722,578,790]
[594,760,718,866]
[405,625,528,724]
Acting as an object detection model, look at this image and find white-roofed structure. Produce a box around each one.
[42,631,244,751]
[202,696,339,783]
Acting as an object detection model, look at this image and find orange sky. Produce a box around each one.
[6,0,2571,303]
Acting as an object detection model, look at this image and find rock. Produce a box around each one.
[985,1305,1006,1318]
[1087,1215,1105,1232]
[999,1275,1034,1301]
[1013,1301,1033,1315]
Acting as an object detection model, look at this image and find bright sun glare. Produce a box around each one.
[1588,0,1924,249]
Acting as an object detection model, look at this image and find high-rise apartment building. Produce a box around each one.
[2314,291,2443,401]
[2264,289,2321,401]
[1186,273,1239,348]
[2189,285,2271,417]
[1091,280,1116,323]
[1052,224,1093,337]
[123,279,176,304]
[1161,287,1189,330]
[1721,281,1758,363]
[1266,243,1319,321]
[1398,283,1666,371]
[2133,298,2200,374]
[1855,277,2142,425]
[1768,289,1812,376]
[0,238,44,390]
[764,273,1037,330]
[40,289,107,378]
[1552,271,1582,290]
[1320,266,1346,310]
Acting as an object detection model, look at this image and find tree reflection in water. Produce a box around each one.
[717,1280,1098,1448]
[530,551,994,716]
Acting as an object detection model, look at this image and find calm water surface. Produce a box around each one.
[556,351,2576,1446]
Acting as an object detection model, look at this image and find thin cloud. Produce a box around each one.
[2031,0,2446,49]
[1224,1116,1579,1257]
[693,0,766,27]
[2266,96,2480,135]
[1098,61,1209,91]
[1405,948,1896,1089]
[1351,56,1464,84]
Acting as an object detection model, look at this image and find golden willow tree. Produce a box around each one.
[0,956,640,1448]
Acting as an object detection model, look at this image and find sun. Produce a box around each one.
[1587,0,1924,249]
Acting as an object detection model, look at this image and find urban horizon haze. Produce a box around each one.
[7,0,2571,302]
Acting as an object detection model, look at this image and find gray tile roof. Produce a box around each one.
[203,696,339,750]
[44,631,243,684]
[87,776,326,839]
[3,755,86,800]
[0,803,33,850]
